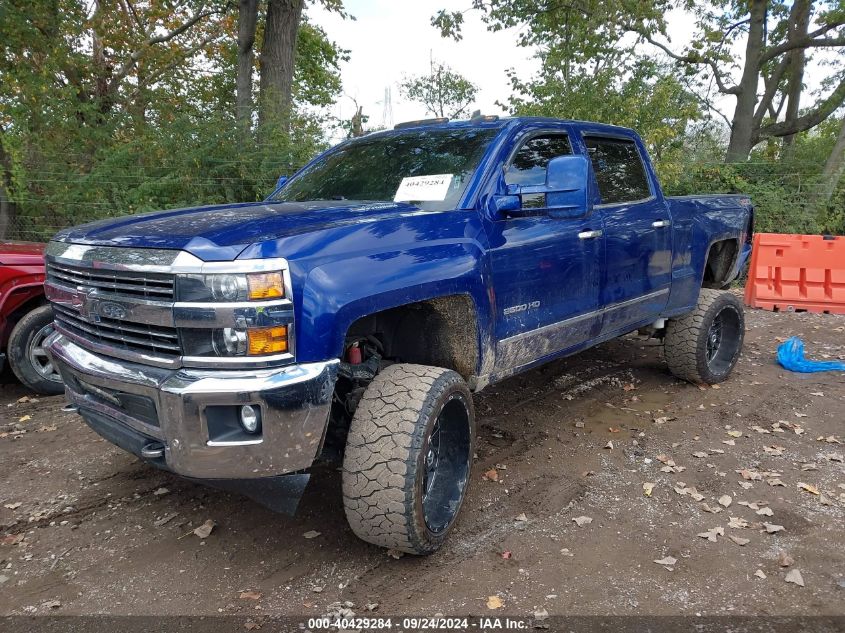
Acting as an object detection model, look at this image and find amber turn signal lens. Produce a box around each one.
[247,272,284,300]
[247,326,288,355]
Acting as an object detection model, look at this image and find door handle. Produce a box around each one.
[578,230,603,240]
[652,220,671,228]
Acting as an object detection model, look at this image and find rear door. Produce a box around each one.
[583,135,672,335]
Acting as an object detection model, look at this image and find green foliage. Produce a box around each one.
[0,0,344,241]
[400,62,479,119]
[665,120,845,235]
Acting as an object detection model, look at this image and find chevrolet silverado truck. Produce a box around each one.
[0,241,63,394]
[43,117,752,555]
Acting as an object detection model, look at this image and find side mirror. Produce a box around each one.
[487,194,522,217]
[275,175,289,189]
[519,155,590,218]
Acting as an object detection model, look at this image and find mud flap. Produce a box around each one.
[197,473,311,515]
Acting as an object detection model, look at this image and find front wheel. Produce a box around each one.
[342,364,475,555]
[664,289,745,385]
[8,305,64,395]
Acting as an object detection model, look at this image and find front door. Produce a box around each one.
[583,135,672,335]
[485,129,605,375]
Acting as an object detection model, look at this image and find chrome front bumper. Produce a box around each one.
[47,332,338,479]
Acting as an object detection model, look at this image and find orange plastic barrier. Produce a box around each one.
[744,233,845,315]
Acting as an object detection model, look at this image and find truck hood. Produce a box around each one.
[53,200,430,261]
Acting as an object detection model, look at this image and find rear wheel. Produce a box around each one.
[664,289,745,385]
[8,305,64,395]
[342,364,474,555]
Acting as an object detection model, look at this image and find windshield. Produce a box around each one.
[270,128,499,211]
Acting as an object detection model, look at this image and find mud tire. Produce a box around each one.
[342,364,474,555]
[664,289,745,385]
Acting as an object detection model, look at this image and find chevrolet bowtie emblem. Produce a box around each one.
[73,286,100,323]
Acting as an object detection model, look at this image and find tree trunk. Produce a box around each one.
[782,0,811,155]
[237,0,259,131]
[820,120,845,204]
[258,0,304,138]
[0,138,16,240]
[725,0,768,162]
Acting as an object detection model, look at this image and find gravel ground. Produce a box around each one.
[0,304,843,620]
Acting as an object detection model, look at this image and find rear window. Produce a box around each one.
[584,137,651,205]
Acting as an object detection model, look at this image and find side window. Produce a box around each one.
[584,136,651,205]
[505,134,572,209]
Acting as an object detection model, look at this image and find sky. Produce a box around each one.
[310,0,541,141]
[309,1,835,144]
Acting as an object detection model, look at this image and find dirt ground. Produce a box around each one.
[1,303,844,621]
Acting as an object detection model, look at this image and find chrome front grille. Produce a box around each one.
[46,262,175,300]
[53,304,181,359]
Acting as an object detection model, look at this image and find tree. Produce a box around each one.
[0,0,346,239]
[400,61,478,118]
[258,0,305,137]
[433,0,845,161]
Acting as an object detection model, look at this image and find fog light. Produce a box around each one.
[240,405,261,434]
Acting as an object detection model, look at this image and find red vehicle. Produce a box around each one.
[0,241,63,394]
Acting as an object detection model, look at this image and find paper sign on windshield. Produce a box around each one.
[394,174,453,202]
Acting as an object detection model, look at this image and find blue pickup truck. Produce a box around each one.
[43,116,752,554]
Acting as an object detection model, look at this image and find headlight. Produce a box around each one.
[181,326,289,357]
[176,272,285,302]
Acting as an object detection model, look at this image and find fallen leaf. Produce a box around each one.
[643,482,655,497]
[820,495,833,506]
[311,586,324,593]
[1,534,24,546]
[784,569,804,587]
[718,495,733,508]
[801,463,818,471]
[797,482,820,496]
[726,430,742,438]
[722,439,736,446]
[44,600,61,609]
[729,535,750,546]
[763,446,785,456]
[303,530,322,539]
[738,469,762,481]
[572,516,593,527]
[623,383,636,391]
[728,517,749,529]
[534,607,549,621]
[751,425,771,434]
[756,507,774,517]
[560,548,573,557]
[193,519,216,539]
[386,548,404,559]
[483,468,499,482]
[653,556,677,566]
[778,552,794,567]
[692,451,708,458]
[604,441,614,450]
[515,513,528,522]
[700,503,722,514]
[738,481,754,490]
[697,526,724,542]
[153,487,169,496]
[244,620,260,630]
[754,569,767,579]
[764,522,785,534]
[18,415,31,423]
[3,503,21,510]
[766,478,786,487]
[239,591,262,600]
[486,596,504,610]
